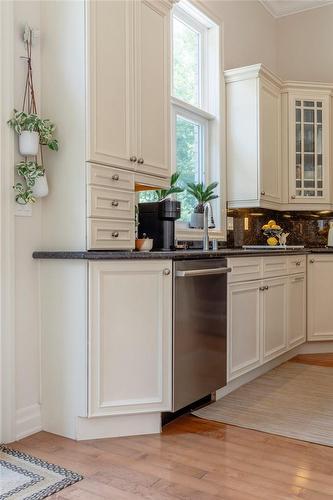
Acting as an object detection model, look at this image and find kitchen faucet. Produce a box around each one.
[203,202,215,251]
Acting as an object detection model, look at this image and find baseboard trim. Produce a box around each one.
[299,341,333,353]
[76,412,161,441]
[16,404,42,441]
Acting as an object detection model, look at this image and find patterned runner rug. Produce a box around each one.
[193,361,333,446]
[0,445,82,499]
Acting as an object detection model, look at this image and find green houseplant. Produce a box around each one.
[13,160,48,204]
[7,110,59,154]
[154,172,184,201]
[186,181,219,228]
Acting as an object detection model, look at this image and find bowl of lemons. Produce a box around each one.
[261,220,282,246]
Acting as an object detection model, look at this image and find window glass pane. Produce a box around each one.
[304,101,314,107]
[317,110,322,123]
[304,124,314,152]
[173,17,200,106]
[175,114,204,221]
[304,109,314,123]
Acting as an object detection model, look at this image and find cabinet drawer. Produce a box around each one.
[288,255,306,274]
[87,164,134,191]
[88,219,135,250]
[262,256,288,278]
[228,257,262,283]
[87,186,135,220]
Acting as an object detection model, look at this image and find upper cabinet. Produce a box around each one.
[87,0,171,178]
[226,64,333,211]
[283,86,331,205]
[225,65,282,209]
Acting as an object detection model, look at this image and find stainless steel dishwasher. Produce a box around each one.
[173,258,230,412]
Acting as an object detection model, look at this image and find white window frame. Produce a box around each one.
[171,1,226,241]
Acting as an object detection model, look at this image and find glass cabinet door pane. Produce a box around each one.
[293,99,324,199]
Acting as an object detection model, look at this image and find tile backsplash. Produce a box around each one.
[227,208,333,248]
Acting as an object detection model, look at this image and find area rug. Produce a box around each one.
[0,446,83,499]
[193,361,333,446]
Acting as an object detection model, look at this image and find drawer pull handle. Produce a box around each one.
[137,157,144,164]
[112,174,120,181]
[111,231,119,238]
[111,200,119,207]
[130,156,137,163]
[163,268,171,276]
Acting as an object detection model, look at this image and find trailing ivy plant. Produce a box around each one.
[7,110,59,151]
[13,160,44,204]
[154,172,184,201]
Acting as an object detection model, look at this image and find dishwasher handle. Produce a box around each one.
[176,267,231,278]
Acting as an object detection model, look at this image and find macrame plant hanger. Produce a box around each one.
[21,26,43,167]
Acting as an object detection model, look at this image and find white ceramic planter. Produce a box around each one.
[32,174,49,198]
[19,131,39,156]
[190,212,204,229]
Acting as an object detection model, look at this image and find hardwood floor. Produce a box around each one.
[10,354,333,499]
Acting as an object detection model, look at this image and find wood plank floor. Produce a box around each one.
[10,354,333,499]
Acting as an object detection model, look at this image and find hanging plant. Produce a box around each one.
[7,110,59,152]
[7,25,59,204]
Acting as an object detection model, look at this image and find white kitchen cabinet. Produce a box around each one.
[225,64,282,209]
[286,90,331,205]
[87,0,170,178]
[262,277,288,362]
[88,260,172,417]
[228,281,261,380]
[308,255,333,341]
[288,273,306,348]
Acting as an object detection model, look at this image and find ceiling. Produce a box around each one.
[260,0,333,17]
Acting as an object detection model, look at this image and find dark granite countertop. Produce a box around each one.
[32,248,314,261]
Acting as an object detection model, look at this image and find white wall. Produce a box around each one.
[204,0,278,72]
[14,1,42,438]
[277,5,333,82]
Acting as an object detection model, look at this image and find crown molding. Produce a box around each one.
[259,0,333,18]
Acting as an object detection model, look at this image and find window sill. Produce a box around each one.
[176,228,226,241]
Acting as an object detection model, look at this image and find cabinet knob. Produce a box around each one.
[163,268,171,276]
[259,286,265,291]
[111,200,119,207]
[112,174,119,181]
[130,156,137,162]
[111,231,119,238]
[291,195,296,200]
[264,286,269,290]
[261,191,265,196]
[137,157,144,164]
[296,261,301,266]
[310,259,315,263]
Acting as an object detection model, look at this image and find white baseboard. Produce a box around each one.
[299,341,333,353]
[76,412,161,441]
[16,404,42,441]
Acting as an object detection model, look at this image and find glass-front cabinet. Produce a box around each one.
[289,92,330,204]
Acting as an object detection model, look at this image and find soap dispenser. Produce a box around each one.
[328,221,333,247]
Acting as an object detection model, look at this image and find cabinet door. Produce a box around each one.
[262,277,288,362]
[88,260,172,416]
[260,79,281,203]
[289,94,330,204]
[308,256,333,340]
[134,0,170,178]
[288,274,306,348]
[228,281,261,380]
[87,1,136,169]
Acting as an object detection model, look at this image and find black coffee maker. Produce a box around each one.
[138,199,181,251]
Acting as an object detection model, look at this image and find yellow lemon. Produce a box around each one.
[262,224,270,230]
[271,224,281,230]
[267,220,276,227]
[267,236,278,246]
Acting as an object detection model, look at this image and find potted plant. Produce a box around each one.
[14,160,48,202]
[186,181,219,229]
[154,172,184,201]
[7,109,59,156]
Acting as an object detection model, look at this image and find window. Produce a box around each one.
[171,1,222,229]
